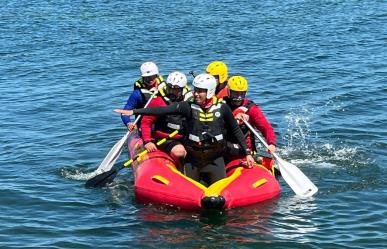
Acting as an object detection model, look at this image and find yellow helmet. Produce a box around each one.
[228,75,248,92]
[206,61,228,84]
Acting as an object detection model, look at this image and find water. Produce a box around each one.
[1,0,386,248]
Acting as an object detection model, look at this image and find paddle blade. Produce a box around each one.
[85,165,124,188]
[242,120,318,197]
[95,132,129,173]
[276,157,318,197]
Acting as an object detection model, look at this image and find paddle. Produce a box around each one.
[243,120,318,197]
[85,130,179,188]
[94,90,159,174]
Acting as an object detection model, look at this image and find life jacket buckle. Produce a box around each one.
[202,132,216,143]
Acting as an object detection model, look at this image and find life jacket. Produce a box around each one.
[231,99,256,151]
[186,97,226,151]
[134,75,164,105]
[151,84,191,139]
[215,85,228,99]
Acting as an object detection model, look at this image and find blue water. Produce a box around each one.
[1,0,386,248]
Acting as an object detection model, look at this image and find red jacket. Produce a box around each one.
[140,96,183,143]
[231,98,276,150]
[216,86,229,99]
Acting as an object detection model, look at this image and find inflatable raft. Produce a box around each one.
[127,130,281,210]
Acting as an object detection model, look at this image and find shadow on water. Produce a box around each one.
[199,198,280,228]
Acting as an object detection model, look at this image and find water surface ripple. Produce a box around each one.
[1,0,386,248]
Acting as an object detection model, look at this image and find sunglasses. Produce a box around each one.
[229,90,246,101]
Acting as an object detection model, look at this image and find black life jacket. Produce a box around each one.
[186,97,226,149]
[153,83,192,135]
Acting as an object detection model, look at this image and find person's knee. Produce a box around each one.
[171,144,187,158]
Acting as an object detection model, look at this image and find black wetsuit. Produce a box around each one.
[133,101,249,186]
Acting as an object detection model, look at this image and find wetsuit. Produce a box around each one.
[132,99,249,186]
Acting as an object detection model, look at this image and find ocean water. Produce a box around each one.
[1,0,386,248]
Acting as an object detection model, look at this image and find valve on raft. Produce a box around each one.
[201,196,226,210]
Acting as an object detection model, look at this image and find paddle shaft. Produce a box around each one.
[124,130,179,167]
[95,90,159,173]
[86,129,179,188]
[244,119,296,164]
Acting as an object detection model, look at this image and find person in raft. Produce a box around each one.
[121,61,164,131]
[115,73,255,186]
[141,71,192,171]
[223,75,277,170]
[206,61,229,99]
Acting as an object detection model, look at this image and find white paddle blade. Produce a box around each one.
[276,157,318,197]
[96,132,129,173]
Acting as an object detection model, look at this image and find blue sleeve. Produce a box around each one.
[121,90,144,126]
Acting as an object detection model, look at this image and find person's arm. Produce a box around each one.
[121,90,144,126]
[223,104,255,167]
[248,105,276,146]
[222,104,249,155]
[140,98,163,143]
[133,101,191,117]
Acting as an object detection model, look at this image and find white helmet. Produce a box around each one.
[166,71,187,88]
[140,62,159,77]
[192,73,217,99]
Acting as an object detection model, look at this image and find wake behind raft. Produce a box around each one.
[126,130,280,210]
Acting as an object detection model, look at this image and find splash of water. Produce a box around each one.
[280,107,359,168]
[60,167,105,181]
[284,109,312,150]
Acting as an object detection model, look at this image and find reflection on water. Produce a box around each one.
[132,198,281,245]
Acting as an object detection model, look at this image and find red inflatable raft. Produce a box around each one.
[127,131,281,210]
